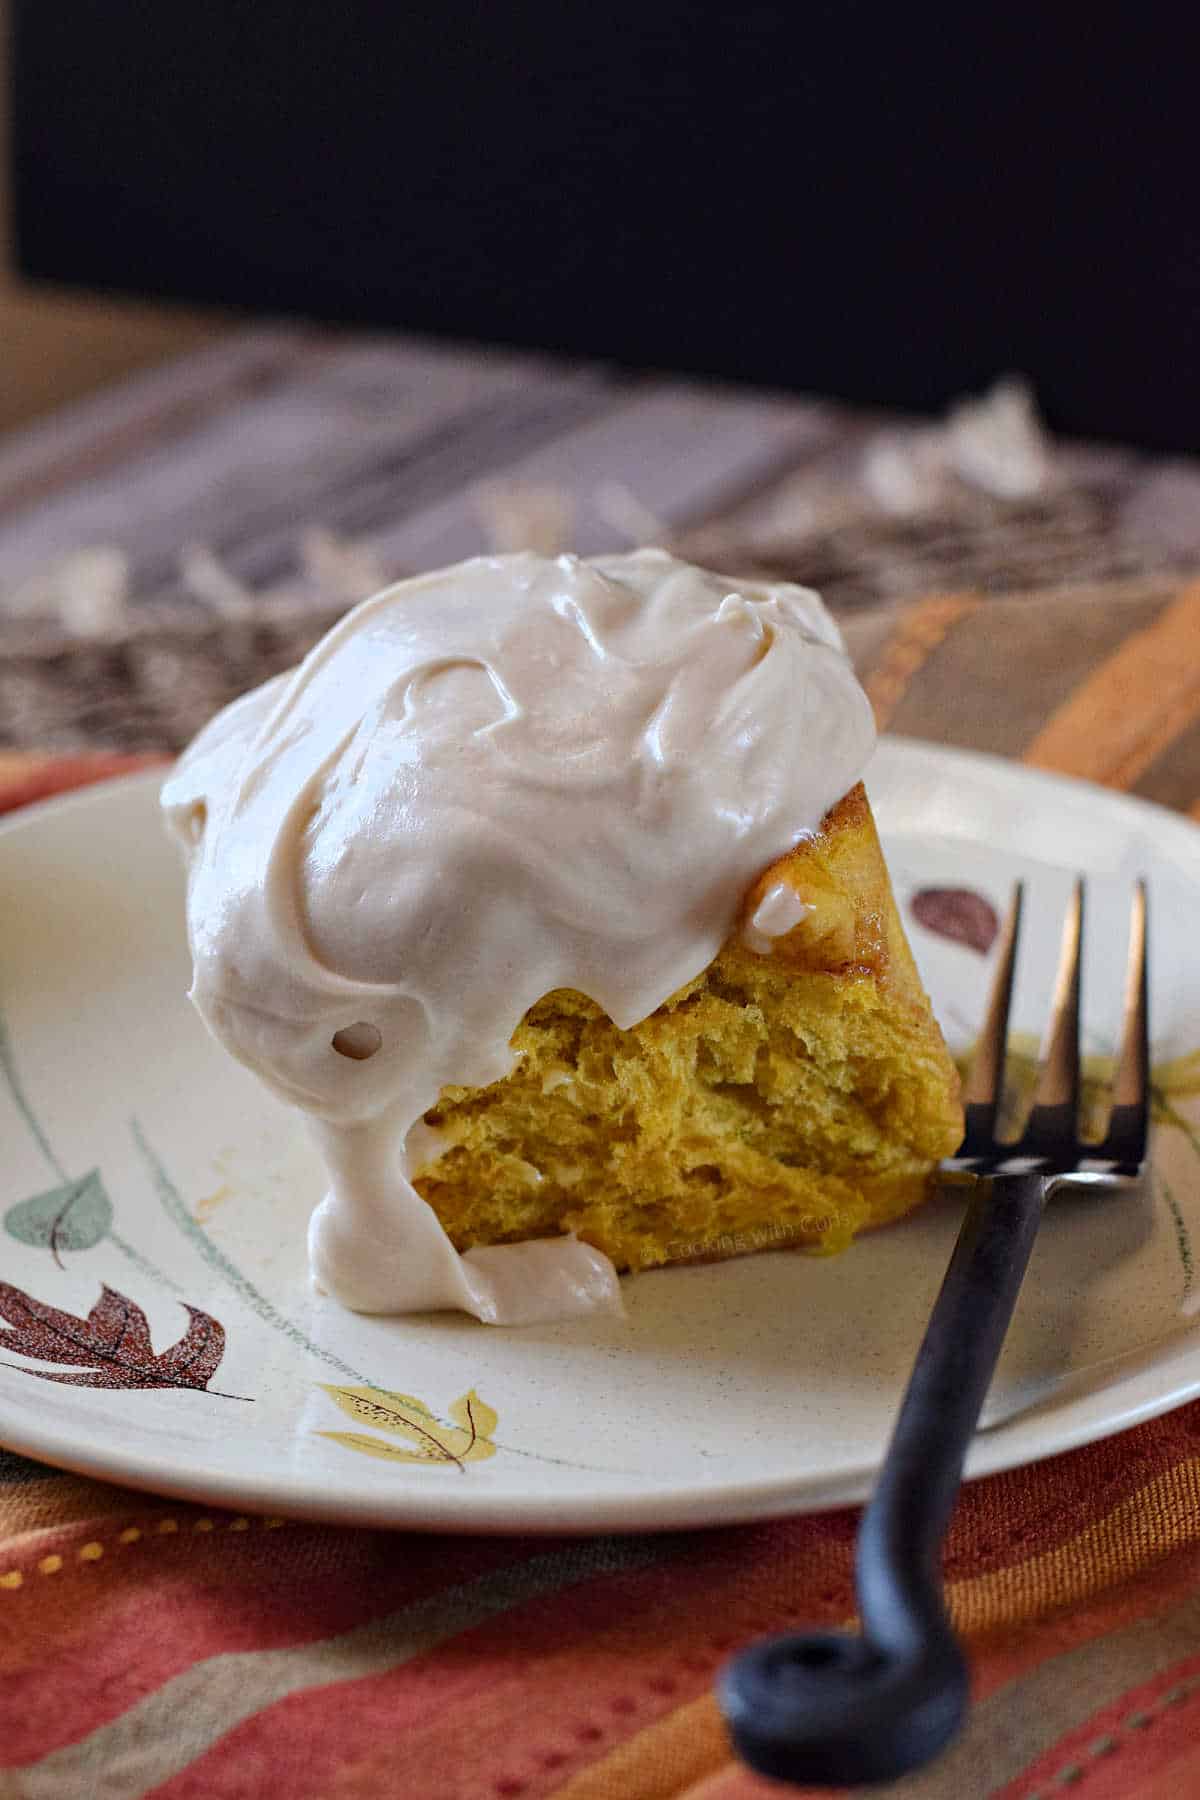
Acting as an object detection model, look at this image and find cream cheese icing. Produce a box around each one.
[162,549,876,1323]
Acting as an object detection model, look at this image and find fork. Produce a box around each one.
[719,877,1150,1788]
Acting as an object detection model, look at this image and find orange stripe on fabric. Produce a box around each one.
[1190,796,1200,823]
[671,1763,777,1800]
[0,753,43,782]
[549,1693,731,1800]
[942,1399,1200,1584]
[0,751,168,816]
[0,1471,140,1540]
[1023,580,1200,788]
[948,1456,1200,1637]
[863,592,980,730]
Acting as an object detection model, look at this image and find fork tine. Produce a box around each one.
[1020,879,1084,1168]
[960,882,1024,1159]
[1098,879,1149,1171]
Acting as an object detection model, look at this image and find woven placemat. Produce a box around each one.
[3,333,1199,752]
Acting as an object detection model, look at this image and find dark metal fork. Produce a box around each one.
[720,878,1150,1788]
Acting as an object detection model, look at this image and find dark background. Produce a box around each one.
[11,3,1198,452]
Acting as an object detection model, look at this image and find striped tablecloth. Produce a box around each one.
[3,332,1200,1797]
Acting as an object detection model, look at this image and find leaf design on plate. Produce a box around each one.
[317,1384,498,1469]
[5,1170,113,1266]
[0,1280,247,1397]
[1154,1050,1200,1099]
[910,887,1000,955]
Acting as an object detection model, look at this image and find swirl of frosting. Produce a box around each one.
[162,550,875,1323]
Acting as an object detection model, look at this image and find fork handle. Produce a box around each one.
[719,1172,1048,1788]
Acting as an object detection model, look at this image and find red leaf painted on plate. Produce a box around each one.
[153,1305,226,1389]
[85,1284,154,1361]
[0,1282,115,1367]
[910,887,1000,955]
[0,1281,246,1398]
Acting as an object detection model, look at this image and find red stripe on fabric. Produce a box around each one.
[0,753,168,816]
[148,1656,513,1800]
[0,1517,539,1765]
[1122,1740,1200,1800]
[941,1402,1200,1584]
[992,1649,1200,1800]
[144,1520,854,1800]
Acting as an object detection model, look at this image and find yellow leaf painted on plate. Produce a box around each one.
[318,1430,460,1466]
[989,1038,1114,1142]
[956,1033,1200,1143]
[320,1385,437,1432]
[317,1385,498,1468]
[448,1388,498,1444]
[1155,1051,1200,1099]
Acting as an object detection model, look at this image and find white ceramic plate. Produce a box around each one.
[2,738,1200,1533]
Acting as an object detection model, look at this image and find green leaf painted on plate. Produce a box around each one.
[5,1171,113,1265]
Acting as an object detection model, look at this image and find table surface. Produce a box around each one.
[0,277,225,435]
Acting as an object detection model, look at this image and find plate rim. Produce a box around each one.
[1,1320,1199,1534]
